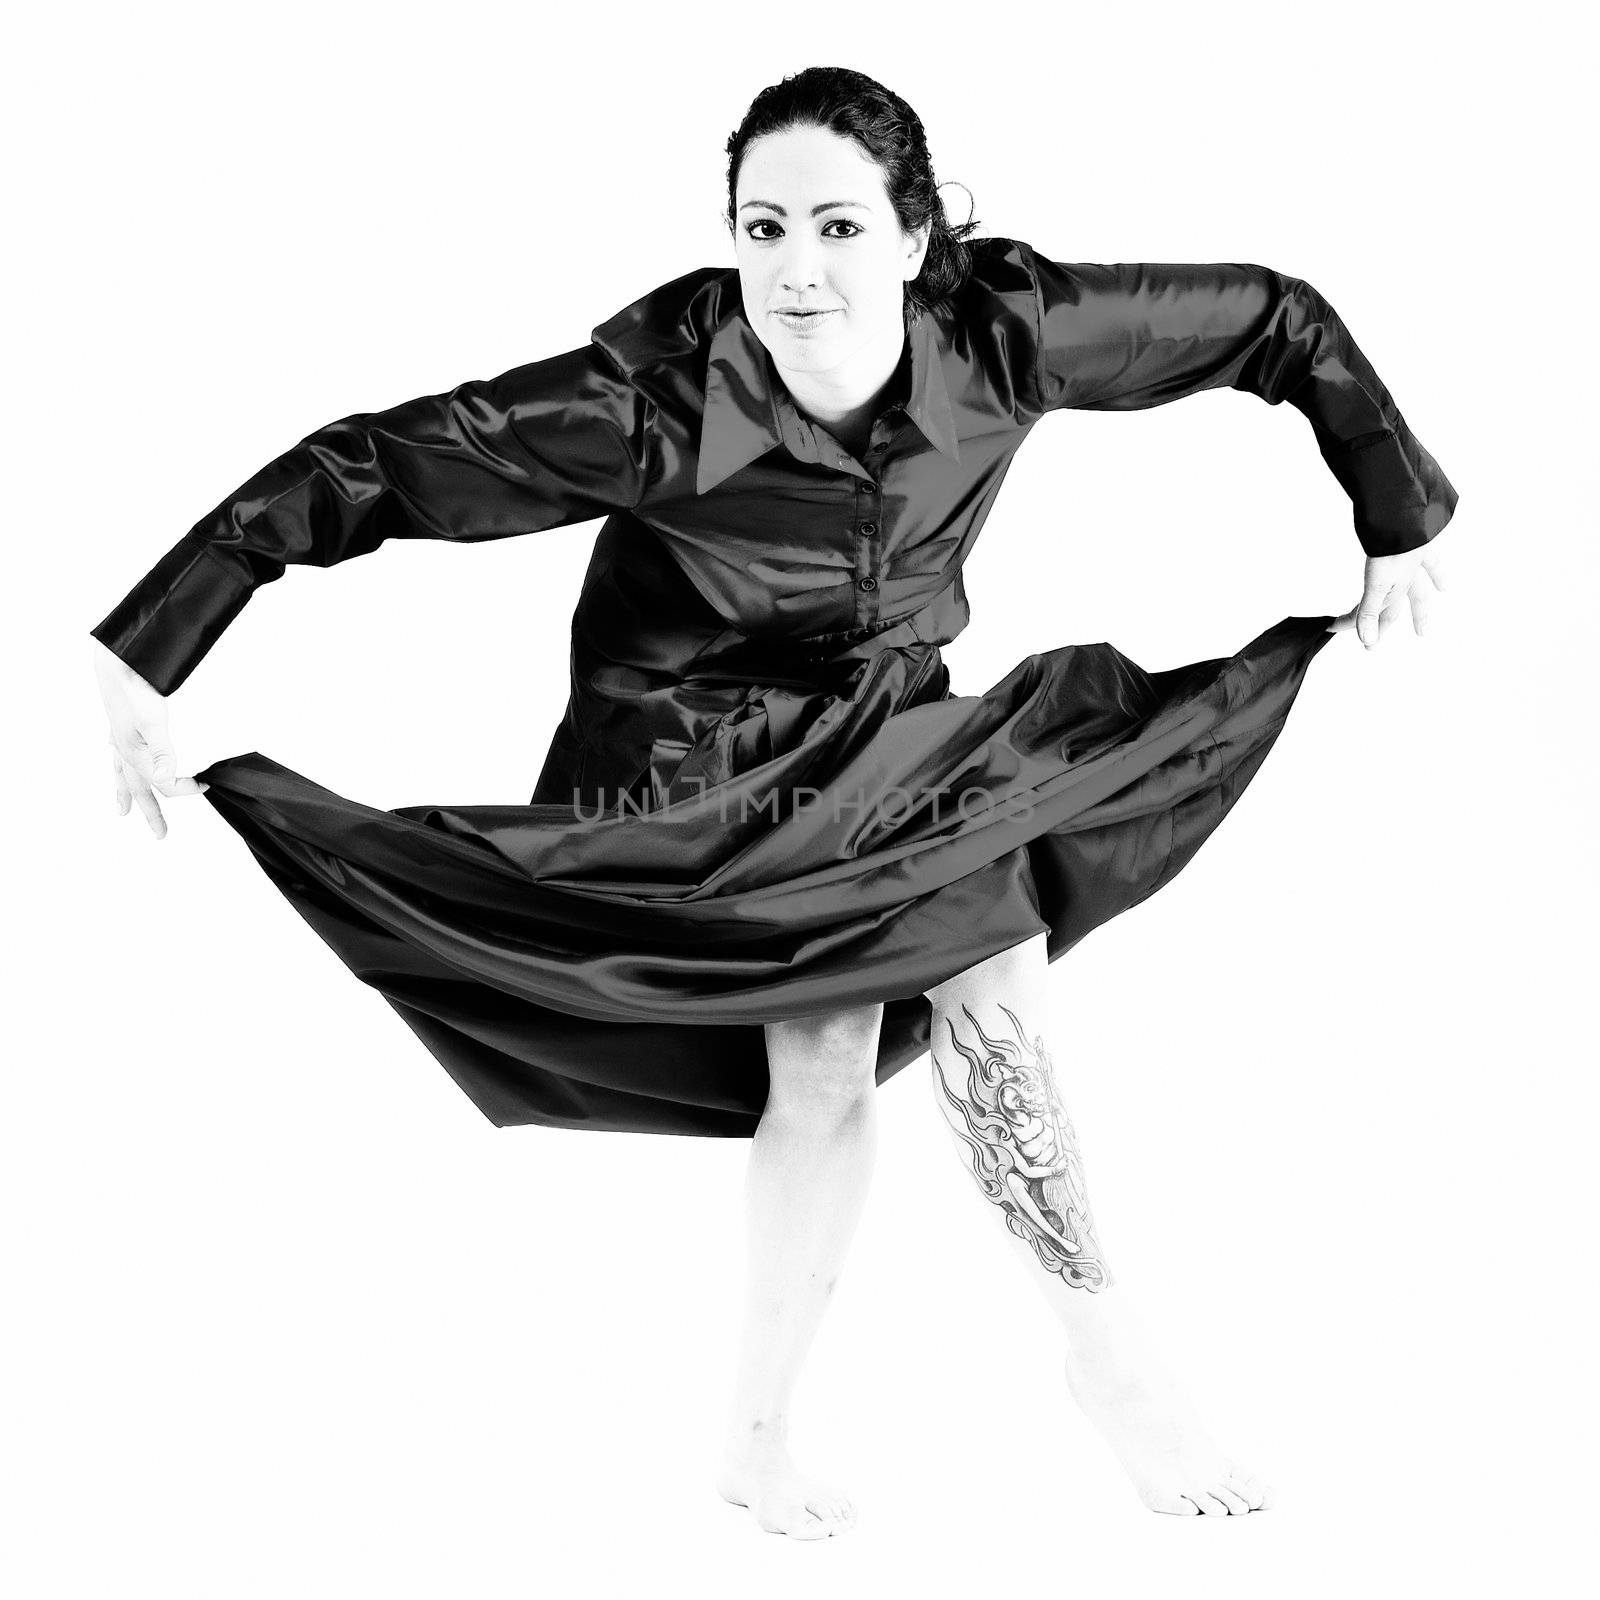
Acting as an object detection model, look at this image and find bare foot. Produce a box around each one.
[1063,1325,1276,1515]
[715,1441,858,1539]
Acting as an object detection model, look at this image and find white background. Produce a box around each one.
[7,2,1594,1594]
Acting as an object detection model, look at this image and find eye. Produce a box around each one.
[743,218,864,241]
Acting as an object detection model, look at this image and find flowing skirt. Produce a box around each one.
[193,613,1335,1136]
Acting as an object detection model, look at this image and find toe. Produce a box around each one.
[1188,1492,1233,1515]
[1239,1472,1276,1509]
[1211,1484,1252,1515]
[815,1488,856,1523]
[784,1511,833,1541]
[1151,1492,1201,1515]
[1224,1471,1265,1510]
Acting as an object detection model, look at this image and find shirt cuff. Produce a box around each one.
[1319,424,1460,558]
[89,533,253,696]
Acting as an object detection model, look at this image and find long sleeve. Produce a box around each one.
[1022,247,1458,558]
[89,341,656,694]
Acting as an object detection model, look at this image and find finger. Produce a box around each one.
[128,777,167,839]
[111,749,132,817]
[121,736,156,786]
[119,747,168,838]
[1409,581,1432,636]
[153,773,205,797]
[1325,608,1357,633]
[148,740,178,795]
[1356,585,1390,648]
[1374,595,1404,644]
[1421,549,1447,591]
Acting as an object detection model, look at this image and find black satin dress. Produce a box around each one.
[90,238,1458,1136]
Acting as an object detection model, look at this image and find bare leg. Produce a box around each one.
[926,934,1275,1515]
[714,1002,882,1538]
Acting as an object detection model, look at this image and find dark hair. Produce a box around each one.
[722,66,982,332]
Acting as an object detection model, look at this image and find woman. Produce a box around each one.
[90,67,1456,1538]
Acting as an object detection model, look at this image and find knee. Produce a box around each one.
[765,1005,883,1107]
[925,931,1048,1011]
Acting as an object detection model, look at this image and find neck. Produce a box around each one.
[774,322,908,438]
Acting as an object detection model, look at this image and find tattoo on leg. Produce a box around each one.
[932,1002,1114,1291]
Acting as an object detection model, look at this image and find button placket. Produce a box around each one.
[853,463,885,627]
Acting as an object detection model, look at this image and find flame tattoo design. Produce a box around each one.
[932,1002,1113,1291]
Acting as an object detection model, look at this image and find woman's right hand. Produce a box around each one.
[91,639,209,839]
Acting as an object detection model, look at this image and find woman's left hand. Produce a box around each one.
[1326,543,1448,648]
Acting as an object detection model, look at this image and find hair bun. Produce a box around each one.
[936,179,977,228]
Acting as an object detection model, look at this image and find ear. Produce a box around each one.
[905,222,932,279]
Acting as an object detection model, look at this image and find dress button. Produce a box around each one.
[858,575,877,592]
[858,520,877,537]
[837,455,850,467]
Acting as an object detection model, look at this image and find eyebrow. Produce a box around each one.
[737,200,871,216]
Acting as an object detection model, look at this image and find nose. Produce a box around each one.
[778,238,825,293]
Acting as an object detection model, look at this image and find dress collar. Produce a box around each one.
[695,297,960,495]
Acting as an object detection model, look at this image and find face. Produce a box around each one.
[732,124,929,384]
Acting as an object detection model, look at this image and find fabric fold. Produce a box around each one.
[194,613,1334,1135]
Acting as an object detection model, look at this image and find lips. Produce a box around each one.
[774,308,837,326]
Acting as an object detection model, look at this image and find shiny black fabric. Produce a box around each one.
[90,237,1457,1135]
